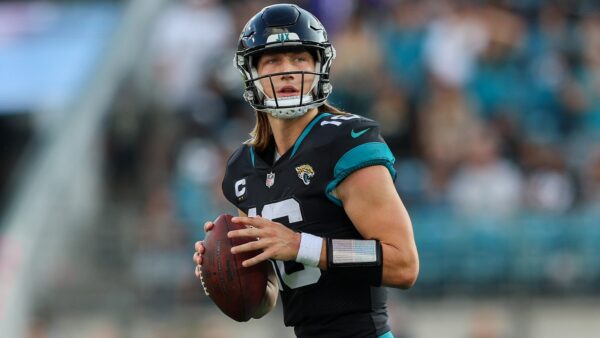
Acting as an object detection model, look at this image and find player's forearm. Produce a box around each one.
[380,242,419,289]
[296,234,418,288]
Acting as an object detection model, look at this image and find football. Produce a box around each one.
[200,214,269,322]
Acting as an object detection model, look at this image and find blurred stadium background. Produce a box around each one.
[1,0,600,337]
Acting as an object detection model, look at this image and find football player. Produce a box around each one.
[193,4,419,338]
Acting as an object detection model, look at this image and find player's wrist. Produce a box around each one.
[295,232,323,267]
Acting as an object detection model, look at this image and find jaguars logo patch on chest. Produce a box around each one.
[295,164,315,186]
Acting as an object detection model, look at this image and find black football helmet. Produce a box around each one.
[234,4,336,119]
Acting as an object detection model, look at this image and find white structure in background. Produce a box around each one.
[0,1,168,337]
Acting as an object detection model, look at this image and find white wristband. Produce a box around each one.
[295,233,323,267]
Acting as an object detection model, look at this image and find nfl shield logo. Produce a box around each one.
[266,172,275,188]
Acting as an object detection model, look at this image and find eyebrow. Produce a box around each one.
[260,51,307,63]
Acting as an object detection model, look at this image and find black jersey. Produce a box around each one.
[222,113,397,338]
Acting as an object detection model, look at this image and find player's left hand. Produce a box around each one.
[193,221,215,279]
[228,216,300,267]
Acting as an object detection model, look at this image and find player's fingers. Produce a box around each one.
[193,251,203,265]
[194,241,205,253]
[231,216,269,228]
[204,221,214,232]
[230,239,264,254]
[227,228,261,239]
[241,250,271,268]
[195,265,202,278]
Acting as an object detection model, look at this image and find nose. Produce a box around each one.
[280,72,294,81]
[279,58,296,79]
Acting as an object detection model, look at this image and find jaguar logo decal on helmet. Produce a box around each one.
[267,32,300,43]
[234,4,336,119]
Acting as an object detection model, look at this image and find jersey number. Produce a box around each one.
[248,199,321,289]
[320,113,359,126]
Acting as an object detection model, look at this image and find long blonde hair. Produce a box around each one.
[246,102,348,153]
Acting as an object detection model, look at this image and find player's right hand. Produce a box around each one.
[193,221,214,279]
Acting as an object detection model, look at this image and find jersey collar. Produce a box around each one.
[249,112,332,168]
[290,112,331,159]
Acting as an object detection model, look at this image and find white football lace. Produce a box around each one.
[199,266,209,296]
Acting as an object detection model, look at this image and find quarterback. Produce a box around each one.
[194,4,419,337]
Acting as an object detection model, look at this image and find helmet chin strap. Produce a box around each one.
[263,107,310,119]
[263,94,315,119]
[264,94,314,108]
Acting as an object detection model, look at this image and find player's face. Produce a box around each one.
[256,49,316,99]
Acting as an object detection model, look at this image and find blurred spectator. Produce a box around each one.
[424,2,489,88]
[568,14,600,134]
[380,0,428,93]
[370,76,413,154]
[463,4,528,123]
[394,158,428,207]
[581,147,600,209]
[448,126,523,218]
[105,77,145,199]
[147,0,234,115]
[521,2,571,140]
[304,0,356,37]
[329,7,383,113]
[520,141,576,213]
[172,138,224,241]
[418,78,481,204]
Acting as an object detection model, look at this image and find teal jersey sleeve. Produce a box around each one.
[322,114,396,206]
